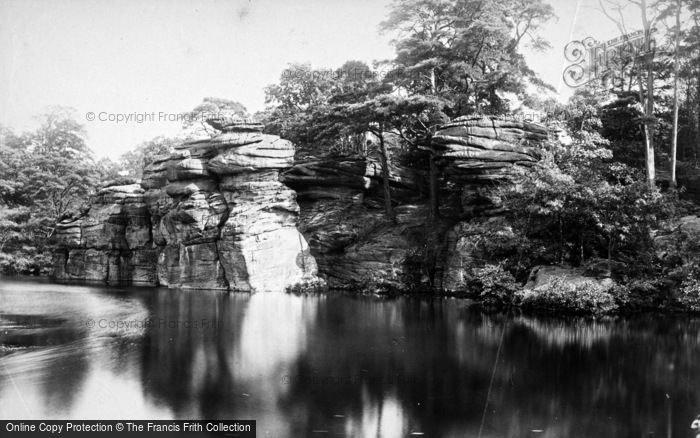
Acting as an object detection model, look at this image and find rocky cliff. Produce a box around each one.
[282,116,550,290]
[436,116,547,292]
[53,115,549,293]
[53,120,319,292]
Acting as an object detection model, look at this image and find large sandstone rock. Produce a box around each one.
[53,120,319,292]
[53,184,157,286]
[432,116,546,217]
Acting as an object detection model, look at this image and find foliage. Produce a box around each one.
[467,264,519,307]
[379,0,555,115]
[0,107,99,219]
[259,61,383,152]
[182,97,248,138]
[677,278,700,312]
[0,108,105,275]
[117,136,178,178]
[514,277,620,314]
[494,133,668,278]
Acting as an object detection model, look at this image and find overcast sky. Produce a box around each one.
[0,0,658,159]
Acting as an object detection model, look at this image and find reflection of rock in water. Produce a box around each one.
[4,279,700,436]
[138,290,320,436]
[139,289,247,418]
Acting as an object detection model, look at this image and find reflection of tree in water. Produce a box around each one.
[276,299,700,438]
[127,287,700,436]
[276,297,500,437]
[139,289,248,418]
[495,316,700,438]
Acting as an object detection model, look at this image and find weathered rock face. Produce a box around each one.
[280,117,550,291]
[53,121,319,292]
[435,117,549,292]
[281,156,426,289]
[53,115,549,292]
[53,183,157,286]
[432,116,546,217]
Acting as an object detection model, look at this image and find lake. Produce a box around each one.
[1,277,699,437]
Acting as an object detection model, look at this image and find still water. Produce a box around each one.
[1,277,699,438]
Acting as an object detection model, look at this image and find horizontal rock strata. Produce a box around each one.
[439,116,549,292]
[54,120,319,292]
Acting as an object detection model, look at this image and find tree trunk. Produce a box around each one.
[645,66,656,188]
[671,0,682,188]
[639,0,655,189]
[378,133,395,222]
[697,73,700,163]
[429,153,439,222]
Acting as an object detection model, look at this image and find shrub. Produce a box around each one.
[677,279,700,312]
[468,264,519,307]
[0,250,52,276]
[514,277,619,314]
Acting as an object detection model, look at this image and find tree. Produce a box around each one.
[598,0,666,188]
[496,133,662,275]
[6,108,100,220]
[379,0,555,115]
[0,207,27,252]
[312,91,446,221]
[0,109,104,274]
[183,97,248,138]
[259,61,383,153]
[118,135,178,178]
[670,0,683,187]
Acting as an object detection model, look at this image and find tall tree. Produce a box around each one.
[380,0,555,115]
[19,107,99,220]
[312,91,445,221]
[599,0,664,188]
[670,0,683,187]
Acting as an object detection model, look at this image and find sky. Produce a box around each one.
[0,0,667,159]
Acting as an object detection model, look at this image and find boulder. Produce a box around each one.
[515,265,620,314]
[524,265,614,290]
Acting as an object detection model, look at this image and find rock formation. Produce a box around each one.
[279,116,551,290]
[53,115,549,293]
[280,153,428,289]
[53,119,319,292]
[437,116,549,292]
[432,116,546,217]
[53,182,157,286]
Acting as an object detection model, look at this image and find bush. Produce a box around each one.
[677,279,700,312]
[514,277,620,314]
[0,250,52,276]
[467,264,519,307]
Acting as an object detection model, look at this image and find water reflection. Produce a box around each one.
[1,277,700,437]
